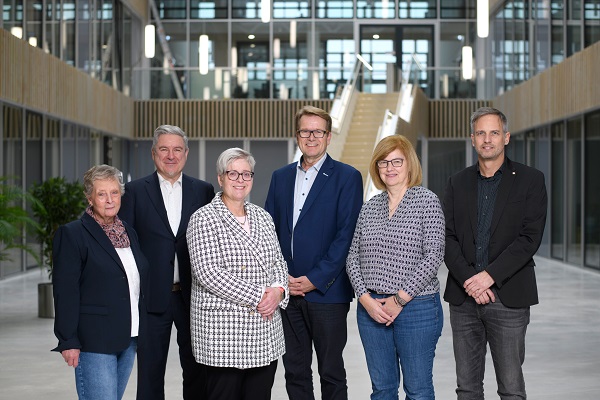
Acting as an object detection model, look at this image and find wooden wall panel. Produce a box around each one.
[428,99,490,138]
[493,41,600,132]
[1,29,134,138]
[134,99,333,139]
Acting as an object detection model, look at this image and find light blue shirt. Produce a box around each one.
[292,154,327,256]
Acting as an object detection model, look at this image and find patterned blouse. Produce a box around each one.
[346,186,445,299]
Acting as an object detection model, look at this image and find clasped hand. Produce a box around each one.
[464,271,496,304]
[288,275,316,297]
[257,287,282,321]
[359,294,402,327]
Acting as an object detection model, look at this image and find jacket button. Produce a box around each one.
[241,266,247,271]
[249,311,255,315]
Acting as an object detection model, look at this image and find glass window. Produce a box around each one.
[584,2,600,47]
[230,22,270,98]
[232,0,261,18]
[551,122,565,260]
[191,0,228,18]
[568,0,582,19]
[62,124,76,181]
[535,127,551,257]
[507,132,526,163]
[318,21,353,99]
[273,22,309,99]
[357,0,395,18]
[400,0,436,18]
[566,117,582,265]
[427,140,466,202]
[551,0,564,19]
[76,127,90,180]
[551,25,564,65]
[1,105,24,277]
[360,25,397,94]
[3,0,24,23]
[440,0,473,19]
[188,22,222,98]
[248,141,290,205]
[317,0,353,18]
[584,110,600,269]
[3,105,24,183]
[159,0,187,19]
[273,0,311,18]
[567,24,582,56]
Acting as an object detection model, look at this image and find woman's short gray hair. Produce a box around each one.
[216,148,256,176]
[83,164,125,198]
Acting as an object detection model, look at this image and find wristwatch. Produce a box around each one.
[394,293,407,307]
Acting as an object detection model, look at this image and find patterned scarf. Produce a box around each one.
[86,205,131,248]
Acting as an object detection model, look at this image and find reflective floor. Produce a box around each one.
[1,257,599,399]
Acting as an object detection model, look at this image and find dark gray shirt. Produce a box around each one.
[476,166,503,272]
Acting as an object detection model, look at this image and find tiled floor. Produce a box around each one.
[1,257,599,399]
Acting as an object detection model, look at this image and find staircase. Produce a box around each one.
[340,92,399,185]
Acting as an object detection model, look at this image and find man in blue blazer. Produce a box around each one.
[119,125,214,400]
[443,107,547,399]
[265,106,363,400]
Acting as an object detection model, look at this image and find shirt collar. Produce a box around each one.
[297,153,327,172]
[476,159,505,180]
[157,172,183,187]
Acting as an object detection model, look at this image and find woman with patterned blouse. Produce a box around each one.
[346,135,445,400]
[186,148,288,400]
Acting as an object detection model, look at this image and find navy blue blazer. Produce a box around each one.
[265,154,363,304]
[443,157,548,308]
[52,212,149,354]
[119,172,214,313]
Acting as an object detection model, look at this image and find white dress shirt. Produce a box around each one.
[158,173,183,284]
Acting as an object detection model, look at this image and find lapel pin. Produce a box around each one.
[512,171,516,175]
[323,173,329,177]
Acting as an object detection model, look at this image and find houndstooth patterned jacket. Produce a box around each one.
[186,192,289,369]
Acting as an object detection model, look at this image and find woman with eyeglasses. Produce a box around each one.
[186,148,289,400]
[346,135,445,400]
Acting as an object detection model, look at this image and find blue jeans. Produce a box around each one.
[74,338,137,400]
[449,297,530,400]
[357,293,443,400]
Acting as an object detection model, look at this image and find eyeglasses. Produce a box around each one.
[297,129,328,138]
[376,158,404,169]
[225,170,254,181]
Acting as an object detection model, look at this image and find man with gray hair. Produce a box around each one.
[119,125,214,399]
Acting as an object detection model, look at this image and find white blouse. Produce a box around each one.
[115,247,141,337]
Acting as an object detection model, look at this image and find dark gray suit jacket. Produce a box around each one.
[119,172,214,313]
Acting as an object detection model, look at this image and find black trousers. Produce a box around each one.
[204,360,278,400]
[282,296,350,400]
[136,291,206,400]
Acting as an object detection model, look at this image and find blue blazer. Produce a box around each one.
[443,157,548,308]
[265,154,363,304]
[52,212,149,354]
[119,172,215,313]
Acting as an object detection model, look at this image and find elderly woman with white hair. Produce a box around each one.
[52,164,148,400]
[186,147,289,400]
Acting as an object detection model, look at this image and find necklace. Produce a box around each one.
[235,207,247,225]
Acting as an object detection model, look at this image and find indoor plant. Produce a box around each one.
[0,177,40,264]
[31,177,87,318]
